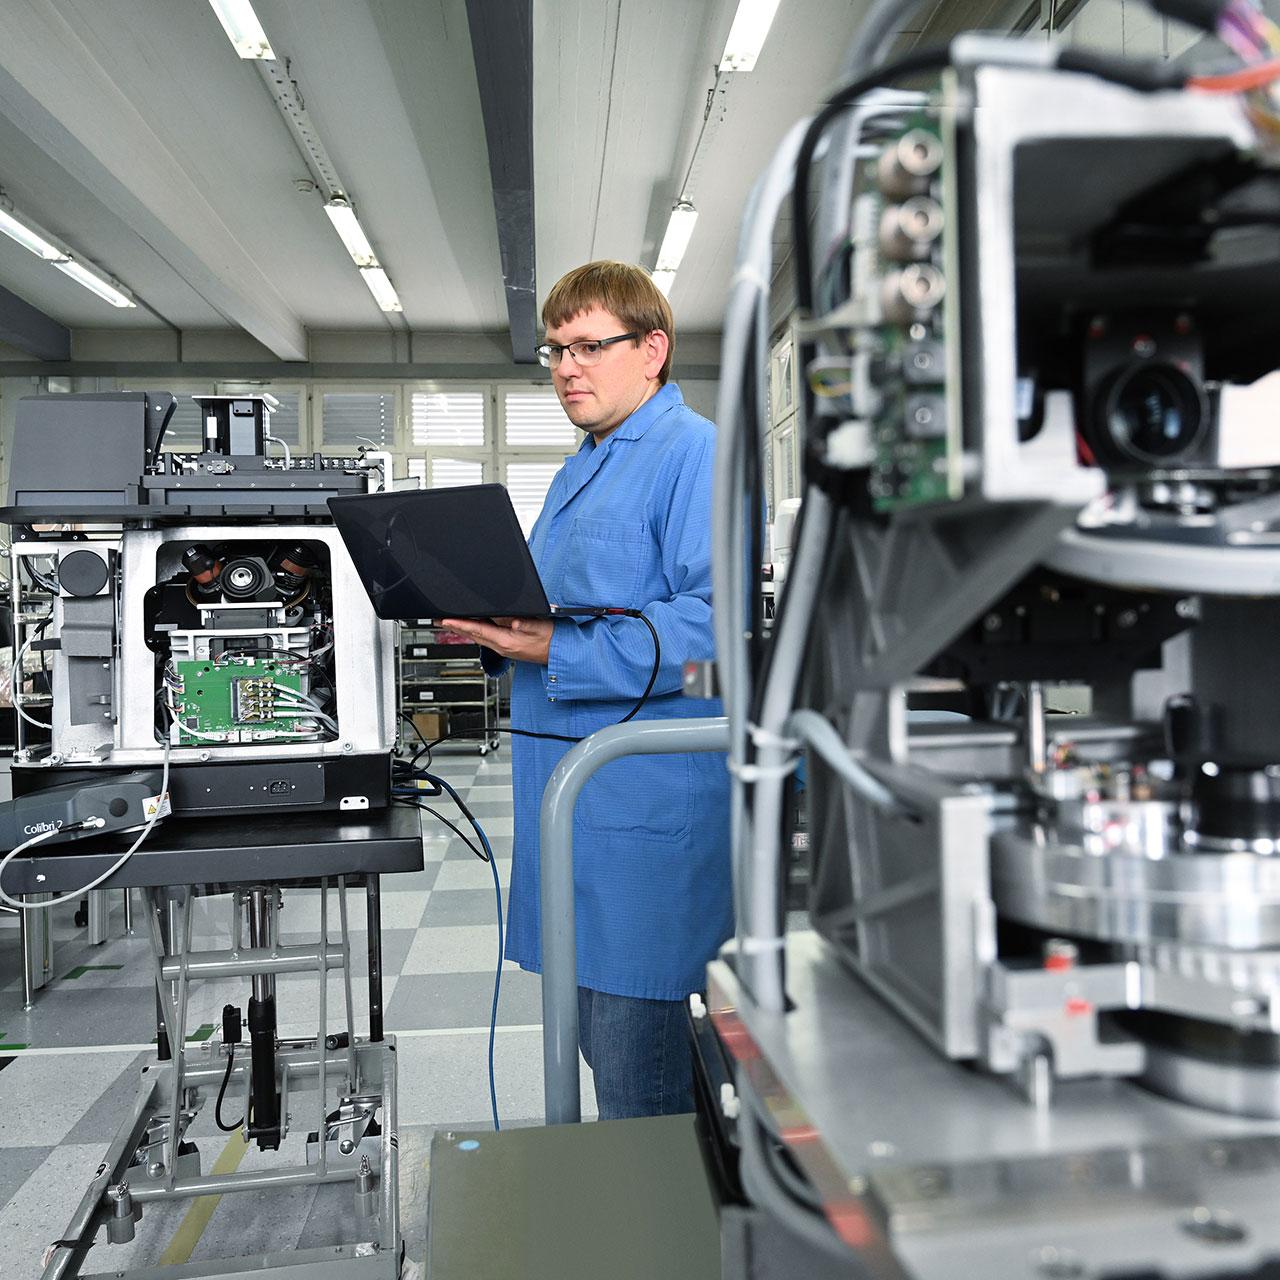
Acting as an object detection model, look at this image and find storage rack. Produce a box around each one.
[397,624,501,755]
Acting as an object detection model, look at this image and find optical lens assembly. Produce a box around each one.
[1097,362,1209,465]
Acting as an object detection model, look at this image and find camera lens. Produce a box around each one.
[1096,362,1207,465]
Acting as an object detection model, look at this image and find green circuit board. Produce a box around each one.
[859,112,963,514]
[171,656,308,740]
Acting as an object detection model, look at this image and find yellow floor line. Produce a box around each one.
[158,1131,250,1265]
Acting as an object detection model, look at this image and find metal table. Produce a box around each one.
[10,804,423,1022]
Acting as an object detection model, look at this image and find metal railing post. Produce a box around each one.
[539,716,729,1124]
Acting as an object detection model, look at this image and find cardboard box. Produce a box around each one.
[411,710,447,742]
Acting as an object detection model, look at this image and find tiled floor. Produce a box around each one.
[0,742,593,1276]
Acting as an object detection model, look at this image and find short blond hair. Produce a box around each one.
[542,261,675,385]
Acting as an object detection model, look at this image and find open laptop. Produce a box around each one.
[329,483,574,621]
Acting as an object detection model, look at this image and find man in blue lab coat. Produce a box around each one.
[444,261,730,1119]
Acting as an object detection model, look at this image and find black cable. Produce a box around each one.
[406,607,662,763]
[395,797,489,863]
[399,709,431,750]
[616,611,661,724]
[214,1046,243,1132]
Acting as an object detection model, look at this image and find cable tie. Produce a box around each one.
[740,934,786,955]
[731,263,770,293]
[728,758,799,782]
[747,722,801,752]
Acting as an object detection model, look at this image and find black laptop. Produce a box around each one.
[329,484,562,621]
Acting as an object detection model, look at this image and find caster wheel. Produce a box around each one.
[74,905,88,928]
[478,746,489,756]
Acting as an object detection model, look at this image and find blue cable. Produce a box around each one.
[425,771,503,1133]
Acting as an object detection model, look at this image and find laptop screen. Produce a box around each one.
[327,484,551,620]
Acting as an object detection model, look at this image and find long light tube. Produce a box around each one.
[208,0,276,59]
[719,0,783,72]
[655,202,699,273]
[360,266,403,313]
[0,206,64,260]
[52,259,136,309]
[651,270,677,297]
[323,199,378,267]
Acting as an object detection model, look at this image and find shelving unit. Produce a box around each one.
[398,624,501,755]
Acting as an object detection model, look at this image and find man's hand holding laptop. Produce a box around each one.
[441,616,553,666]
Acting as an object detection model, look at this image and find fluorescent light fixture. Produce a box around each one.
[655,202,699,273]
[718,0,782,72]
[360,266,403,313]
[208,0,276,59]
[652,270,677,297]
[52,258,136,308]
[324,199,378,267]
[0,206,64,260]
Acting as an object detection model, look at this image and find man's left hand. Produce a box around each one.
[442,617,553,666]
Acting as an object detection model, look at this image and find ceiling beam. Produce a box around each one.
[464,0,538,363]
[0,282,70,360]
[0,1,308,361]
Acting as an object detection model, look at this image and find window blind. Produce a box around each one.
[505,462,562,535]
[411,391,486,447]
[320,391,395,449]
[502,389,577,448]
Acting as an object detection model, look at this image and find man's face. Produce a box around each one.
[545,306,660,439]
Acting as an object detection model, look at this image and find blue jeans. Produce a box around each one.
[577,986,693,1120]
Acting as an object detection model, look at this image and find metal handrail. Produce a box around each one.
[539,716,730,1124]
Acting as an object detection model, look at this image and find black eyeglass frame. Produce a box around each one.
[535,331,641,369]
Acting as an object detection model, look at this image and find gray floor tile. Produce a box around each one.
[0,1142,113,1268]
[0,1050,142,1146]
[0,1144,52,1209]
[432,859,511,893]
[462,800,518,819]
[393,1031,595,1129]
[401,925,516,975]
[6,987,160,1048]
[382,865,442,895]
[461,784,514,802]
[443,833,511,861]
[61,1051,152,1145]
[385,970,540,1031]
[421,888,501,927]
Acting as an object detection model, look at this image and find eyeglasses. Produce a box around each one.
[536,332,639,369]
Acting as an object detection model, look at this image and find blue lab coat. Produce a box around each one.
[485,382,731,1000]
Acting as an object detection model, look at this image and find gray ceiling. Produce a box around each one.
[0,0,1020,358]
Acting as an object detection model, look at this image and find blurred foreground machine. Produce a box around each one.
[0,393,414,1278]
[704,16,1280,1279]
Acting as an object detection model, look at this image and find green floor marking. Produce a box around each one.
[62,963,125,981]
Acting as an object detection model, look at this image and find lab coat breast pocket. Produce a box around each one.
[556,516,648,608]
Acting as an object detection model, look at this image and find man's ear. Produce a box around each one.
[642,329,670,382]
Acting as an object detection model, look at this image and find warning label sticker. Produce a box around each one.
[144,792,172,820]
